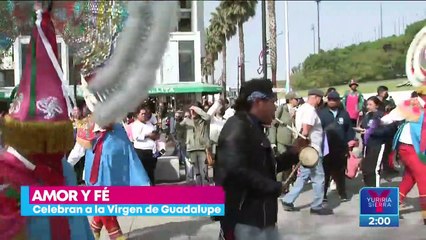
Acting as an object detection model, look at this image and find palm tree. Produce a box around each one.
[201,57,211,83]
[267,0,277,87]
[209,6,237,98]
[204,27,222,84]
[220,0,258,84]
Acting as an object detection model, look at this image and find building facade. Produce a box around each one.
[0,1,215,111]
[156,0,205,85]
[4,1,205,88]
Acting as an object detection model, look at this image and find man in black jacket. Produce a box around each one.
[214,79,297,240]
[317,91,356,202]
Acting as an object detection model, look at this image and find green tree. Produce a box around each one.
[267,0,277,87]
[204,27,223,84]
[209,6,237,98]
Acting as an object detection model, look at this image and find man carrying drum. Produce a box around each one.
[281,89,334,215]
[214,79,298,240]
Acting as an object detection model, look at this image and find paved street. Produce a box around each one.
[94,174,426,240]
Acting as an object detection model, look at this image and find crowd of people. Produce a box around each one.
[68,97,236,187]
[2,73,425,239]
[2,3,424,240]
[213,78,426,239]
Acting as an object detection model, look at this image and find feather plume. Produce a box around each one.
[89,1,178,127]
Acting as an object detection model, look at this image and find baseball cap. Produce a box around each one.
[349,79,359,86]
[241,79,275,101]
[285,91,298,100]
[308,89,324,98]
[416,85,426,95]
[327,91,341,100]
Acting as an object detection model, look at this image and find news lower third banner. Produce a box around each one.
[359,187,399,227]
[20,186,225,217]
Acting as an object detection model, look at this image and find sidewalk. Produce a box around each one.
[94,174,426,240]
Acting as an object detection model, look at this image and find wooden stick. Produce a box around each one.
[275,118,307,140]
[283,161,302,187]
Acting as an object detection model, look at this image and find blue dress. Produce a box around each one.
[25,158,95,240]
[84,124,151,186]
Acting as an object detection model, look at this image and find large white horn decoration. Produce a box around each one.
[89,1,179,127]
[80,74,98,113]
[406,26,426,87]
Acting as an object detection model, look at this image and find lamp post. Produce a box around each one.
[284,1,291,93]
[311,24,316,54]
[237,57,240,91]
[316,0,321,53]
[380,3,383,38]
[261,0,268,80]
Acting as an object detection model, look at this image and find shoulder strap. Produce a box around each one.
[277,104,285,119]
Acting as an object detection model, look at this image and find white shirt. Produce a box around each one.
[381,97,425,145]
[207,101,226,143]
[223,108,235,120]
[295,103,323,155]
[131,120,157,152]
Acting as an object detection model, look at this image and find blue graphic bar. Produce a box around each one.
[21,203,225,217]
[359,215,399,227]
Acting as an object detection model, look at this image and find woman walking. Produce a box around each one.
[360,96,397,187]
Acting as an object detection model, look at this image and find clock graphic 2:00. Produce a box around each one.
[359,215,399,227]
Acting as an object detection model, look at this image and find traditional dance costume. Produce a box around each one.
[0,7,93,240]
[67,115,96,182]
[79,67,151,239]
[382,86,426,224]
[85,124,151,240]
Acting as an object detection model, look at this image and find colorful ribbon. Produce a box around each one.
[89,130,109,184]
[29,11,37,117]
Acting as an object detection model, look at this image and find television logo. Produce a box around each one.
[359,187,399,227]
[360,187,398,215]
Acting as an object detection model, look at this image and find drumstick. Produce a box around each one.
[282,161,302,187]
[275,118,308,140]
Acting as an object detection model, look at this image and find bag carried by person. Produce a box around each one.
[346,151,361,179]
[205,148,215,166]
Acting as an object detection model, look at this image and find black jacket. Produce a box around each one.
[318,107,355,161]
[361,111,398,147]
[318,107,355,144]
[214,112,296,229]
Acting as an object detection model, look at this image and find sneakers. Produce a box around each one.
[323,196,349,203]
[310,207,334,215]
[399,202,412,211]
[281,202,299,212]
[329,180,337,191]
[340,195,350,202]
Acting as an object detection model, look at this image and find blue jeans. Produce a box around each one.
[173,142,187,163]
[281,158,325,210]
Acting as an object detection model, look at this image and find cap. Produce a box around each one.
[241,79,275,100]
[308,89,324,97]
[349,79,359,86]
[416,85,426,95]
[285,91,298,100]
[327,91,341,100]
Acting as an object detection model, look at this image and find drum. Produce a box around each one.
[299,146,319,168]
